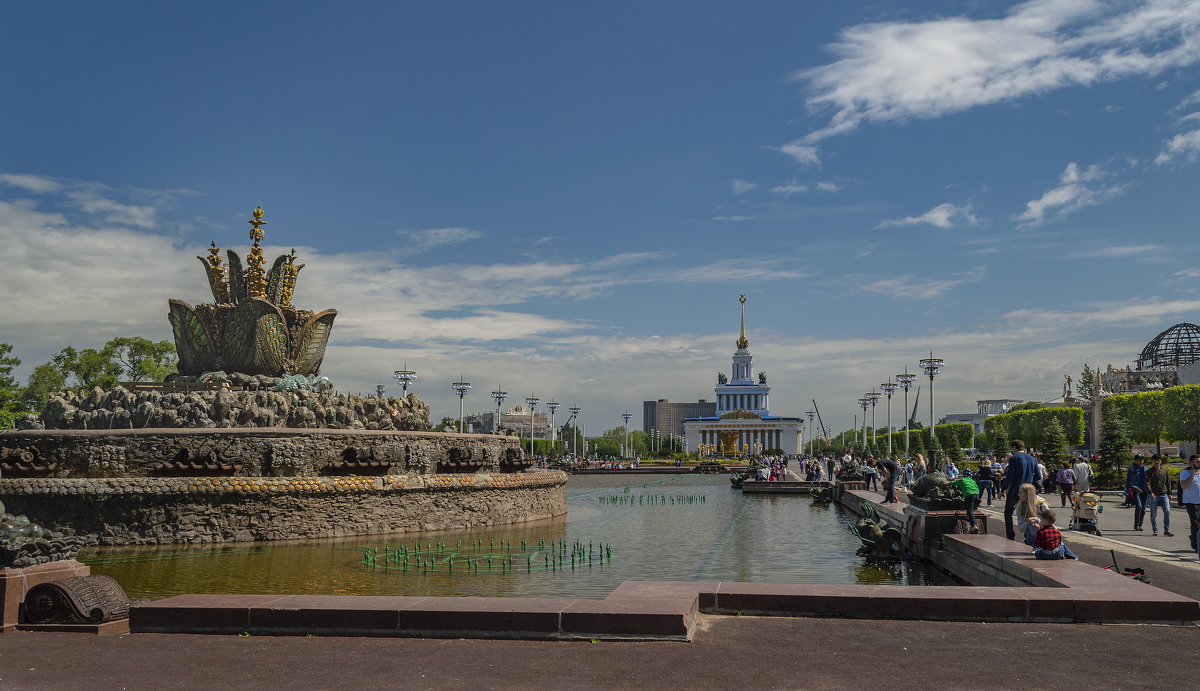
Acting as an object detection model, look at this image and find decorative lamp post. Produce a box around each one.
[490,388,508,435]
[895,369,918,458]
[857,398,870,451]
[546,401,560,455]
[621,411,633,459]
[806,410,816,456]
[525,395,540,458]
[393,364,417,397]
[879,381,898,456]
[867,391,882,447]
[569,406,582,456]
[451,377,471,433]
[920,352,945,463]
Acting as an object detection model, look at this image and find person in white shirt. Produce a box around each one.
[1073,456,1094,495]
[1179,454,1200,560]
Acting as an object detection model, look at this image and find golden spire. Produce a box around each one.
[200,240,230,303]
[280,248,304,307]
[244,206,268,298]
[737,293,749,350]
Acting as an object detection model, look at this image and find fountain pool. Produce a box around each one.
[80,474,952,599]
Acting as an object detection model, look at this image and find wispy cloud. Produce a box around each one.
[793,1,1200,143]
[816,181,842,193]
[398,227,484,252]
[1173,267,1200,279]
[770,181,808,195]
[1015,162,1124,227]
[730,179,758,195]
[713,215,755,223]
[1067,243,1163,259]
[878,202,978,229]
[1154,129,1200,165]
[0,173,64,194]
[778,142,819,166]
[858,268,984,300]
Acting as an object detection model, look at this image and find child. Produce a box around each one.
[1032,509,1078,560]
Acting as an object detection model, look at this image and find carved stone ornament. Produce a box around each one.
[23,575,144,625]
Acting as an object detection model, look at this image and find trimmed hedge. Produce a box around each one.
[984,407,1085,449]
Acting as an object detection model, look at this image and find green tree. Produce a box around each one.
[1041,417,1070,469]
[1099,415,1134,475]
[945,429,965,465]
[992,427,1009,458]
[433,416,456,432]
[20,362,67,412]
[104,336,177,382]
[0,343,31,428]
[1162,385,1200,450]
[1078,364,1096,402]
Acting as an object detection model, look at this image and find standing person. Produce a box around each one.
[1146,454,1173,537]
[1055,461,1076,507]
[1036,456,1049,494]
[992,456,1004,500]
[864,457,879,492]
[949,475,981,533]
[1003,440,1039,541]
[1073,455,1094,496]
[975,459,995,506]
[880,455,898,503]
[1127,454,1148,531]
[1179,454,1200,560]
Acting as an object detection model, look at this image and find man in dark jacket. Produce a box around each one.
[880,456,898,503]
[1126,454,1148,531]
[1003,439,1039,540]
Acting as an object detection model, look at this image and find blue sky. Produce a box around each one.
[3,0,1200,436]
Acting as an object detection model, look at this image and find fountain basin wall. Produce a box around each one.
[0,428,521,476]
[0,471,567,546]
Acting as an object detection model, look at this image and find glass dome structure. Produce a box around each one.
[1136,322,1200,370]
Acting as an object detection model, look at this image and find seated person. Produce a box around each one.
[1032,509,1078,560]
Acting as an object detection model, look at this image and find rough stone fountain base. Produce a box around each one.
[0,429,564,545]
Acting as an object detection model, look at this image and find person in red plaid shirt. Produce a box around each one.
[1032,509,1077,560]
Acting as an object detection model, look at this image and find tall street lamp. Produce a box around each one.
[806,410,816,456]
[621,411,633,459]
[525,395,540,458]
[451,377,471,433]
[569,406,582,456]
[490,388,507,435]
[920,353,945,464]
[896,369,917,458]
[879,381,898,456]
[857,398,870,451]
[393,364,417,397]
[867,391,882,447]
[546,401,560,456]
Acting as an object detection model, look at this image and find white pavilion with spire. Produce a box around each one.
[682,295,802,456]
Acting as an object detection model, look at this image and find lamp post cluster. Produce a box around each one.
[388,364,588,462]
[851,353,945,461]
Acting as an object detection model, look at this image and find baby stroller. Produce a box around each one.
[1070,491,1102,536]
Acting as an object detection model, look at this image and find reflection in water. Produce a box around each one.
[81,474,952,599]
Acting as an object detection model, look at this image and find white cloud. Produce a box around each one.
[730,179,758,195]
[1067,243,1163,259]
[65,189,158,229]
[0,173,64,194]
[794,0,1200,142]
[398,227,484,252]
[770,181,808,195]
[1015,162,1124,226]
[778,141,820,165]
[713,215,755,223]
[816,181,842,193]
[1173,268,1200,279]
[859,269,984,300]
[1154,129,1200,165]
[877,202,978,229]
